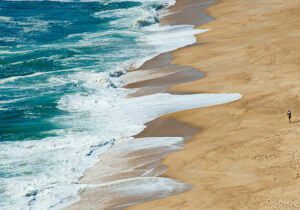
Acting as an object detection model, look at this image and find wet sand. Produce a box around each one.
[128,0,300,209]
[65,1,215,208]
[67,0,300,208]
[123,52,204,97]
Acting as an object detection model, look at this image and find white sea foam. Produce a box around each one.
[0,37,21,43]
[81,176,190,209]
[0,50,33,55]
[0,68,82,85]
[0,0,240,209]
[142,24,209,54]
[0,86,241,209]
[0,16,12,22]
[0,97,27,104]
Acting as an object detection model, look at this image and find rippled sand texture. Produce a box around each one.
[128,0,300,209]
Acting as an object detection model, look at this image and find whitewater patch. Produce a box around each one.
[0,97,28,105]
[0,49,33,55]
[141,24,209,53]
[0,0,236,209]
[0,68,84,85]
[0,16,12,22]
[0,86,241,209]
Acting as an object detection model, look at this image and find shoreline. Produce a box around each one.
[123,51,204,97]
[65,0,219,209]
[128,0,300,209]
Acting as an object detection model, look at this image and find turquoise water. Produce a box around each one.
[0,0,205,208]
[0,0,152,142]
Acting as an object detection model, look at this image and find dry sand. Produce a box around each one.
[65,0,214,208]
[67,0,300,209]
[128,0,300,209]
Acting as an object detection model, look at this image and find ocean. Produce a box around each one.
[0,0,202,208]
[0,0,241,209]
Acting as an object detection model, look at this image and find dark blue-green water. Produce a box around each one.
[0,0,203,208]
[0,0,147,142]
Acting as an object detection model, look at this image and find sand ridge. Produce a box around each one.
[127,0,300,209]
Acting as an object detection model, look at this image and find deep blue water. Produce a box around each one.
[0,0,177,208]
[0,0,206,208]
[0,0,152,142]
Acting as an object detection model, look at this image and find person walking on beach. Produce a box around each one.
[287,110,292,123]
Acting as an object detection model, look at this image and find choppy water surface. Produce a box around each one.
[0,0,206,208]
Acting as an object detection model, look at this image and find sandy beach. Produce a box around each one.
[128,0,300,209]
[66,0,300,209]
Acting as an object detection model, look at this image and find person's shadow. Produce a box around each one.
[292,120,300,123]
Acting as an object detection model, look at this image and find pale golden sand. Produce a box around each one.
[66,1,214,208]
[67,0,300,209]
[128,0,300,209]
